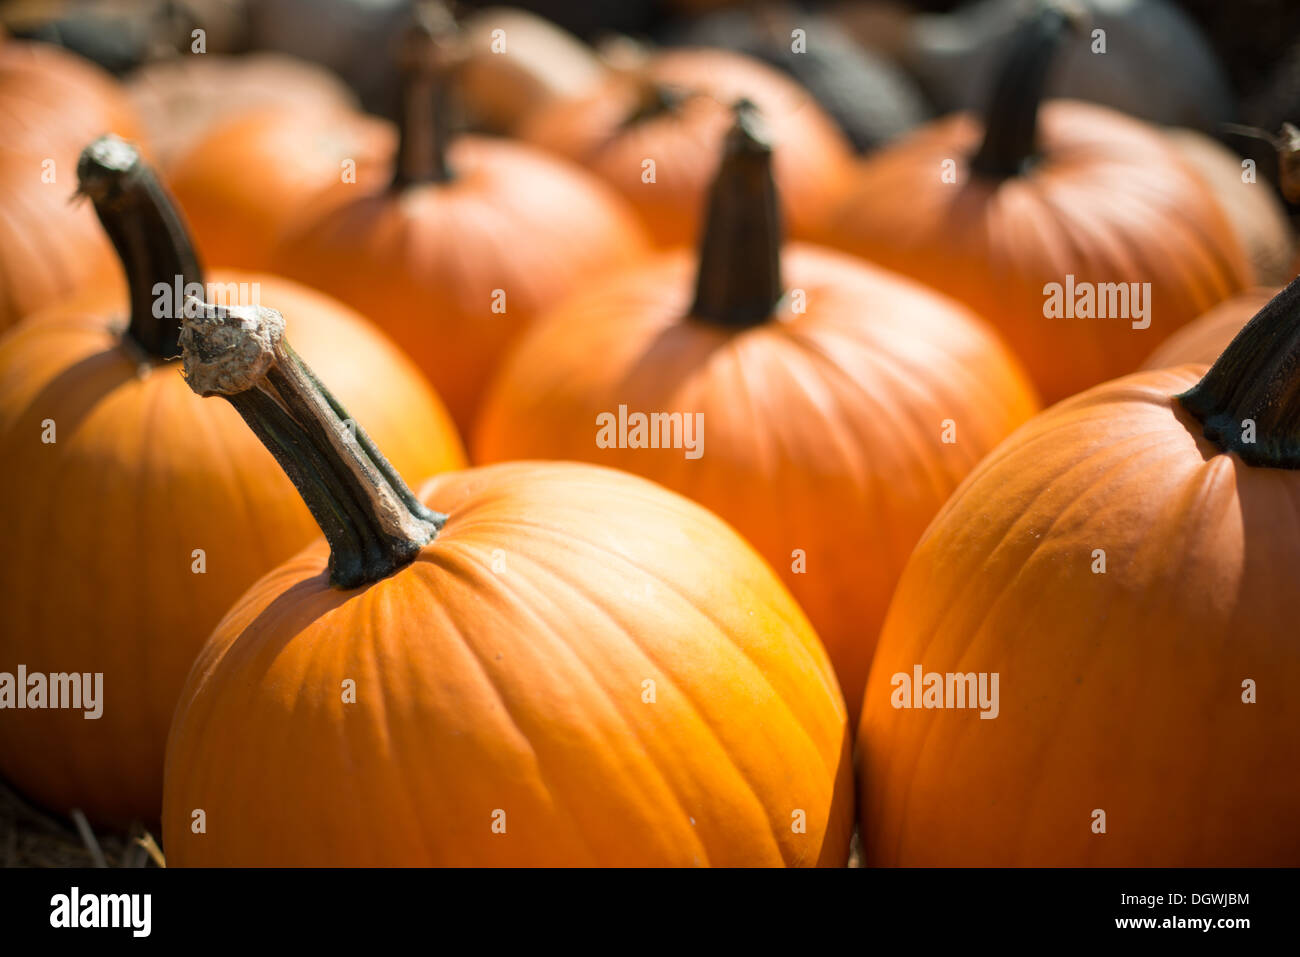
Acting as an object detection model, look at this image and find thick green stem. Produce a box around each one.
[969,4,1075,180]
[690,101,783,329]
[76,135,203,360]
[179,300,446,588]
[1179,276,1300,469]
[391,4,460,189]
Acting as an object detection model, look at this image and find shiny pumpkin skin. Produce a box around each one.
[860,366,1300,866]
[0,41,142,330]
[272,135,649,436]
[475,246,1040,721]
[0,273,465,825]
[163,461,854,866]
[517,48,853,248]
[1142,287,1280,370]
[815,101,1252,404]
[166,107,394,272]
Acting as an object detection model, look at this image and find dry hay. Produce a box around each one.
[0,777,162,868]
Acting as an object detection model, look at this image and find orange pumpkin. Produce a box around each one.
[272,15,649,436]
[517,45,853,247]
[162,299,853,866]
[166,106,394,271]
[860,278,1300,865]
[1,38,141,155]
[0,38,142,329]
[457,6,606,134]
[125,52,361,170]
[1142,286,1281,370]
[475,107,1039,721]
[814,8,1251,404]
[0,137,464,825]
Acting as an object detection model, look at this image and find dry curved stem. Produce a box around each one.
[76,135,203,360]
[179,299,445,588]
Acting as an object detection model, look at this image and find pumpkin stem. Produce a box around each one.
[690,101,783,329]
[1179,276,1300,469]
[178,299,446,588]
[392,3,461,189]
[969,3,1077,180]
[76,135,203,360]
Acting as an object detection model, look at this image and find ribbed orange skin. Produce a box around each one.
[475,246,1040,722]
[1142,287,1279,370]
[0,40,142,330]
[815,101,1252,404]
[163,461,854,866]
[860,366,1300,866]
[272,136,649,436]
[518,48,853,248]
[0,274,465,825]
[167,107,394,272]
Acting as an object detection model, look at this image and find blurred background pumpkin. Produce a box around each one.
[125,52,363,169]
[164,106,395,271]
[812,5,1252,404]
[867,0,1236,133]
[517,45,854,246]
[271,8,650,435]
[658,2,932,152]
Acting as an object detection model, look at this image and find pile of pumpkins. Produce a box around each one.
[0,0,1297,867]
